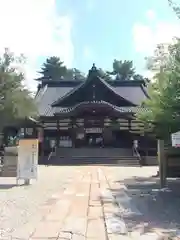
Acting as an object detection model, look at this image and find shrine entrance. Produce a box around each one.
[75,127,116,148]
[85,133,103,147]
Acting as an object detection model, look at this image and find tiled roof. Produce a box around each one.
[35,85,73,116]
[113,86,147,105]
[35,75,148,117]
[51,76,136,107]
[53,101,148,116]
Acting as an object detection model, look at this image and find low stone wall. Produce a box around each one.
[1,146,18,177]
[144,156,158,166]
[166,156,180,177]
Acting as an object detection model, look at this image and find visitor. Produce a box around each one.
[46,139,56,166]
[0,144,5,165]
[133,140,138,156]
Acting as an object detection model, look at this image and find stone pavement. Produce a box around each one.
[0,166,177,239]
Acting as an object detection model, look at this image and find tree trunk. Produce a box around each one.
[157,139,167,188]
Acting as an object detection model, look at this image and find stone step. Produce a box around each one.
[48,156,139,166]
[1,171,17,177]
[56,156,138,159]
[56,148,133,157]
[1,166,17,169]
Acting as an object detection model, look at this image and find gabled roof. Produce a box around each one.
[35,65,148,117]
[52,65,136,107]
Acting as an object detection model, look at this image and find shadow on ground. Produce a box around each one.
[0,183,28,189]
[0,184,18,189]
[102,176,180,236]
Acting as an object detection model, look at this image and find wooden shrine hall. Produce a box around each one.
[34,64,157,164]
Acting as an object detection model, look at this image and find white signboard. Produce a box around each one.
[17,139,38,180]
[171,131,180,147]
[85,128,103,133]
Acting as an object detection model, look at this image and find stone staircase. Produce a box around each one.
[0,150,17,177]
[1,164,17,177]
[45,148,140,166]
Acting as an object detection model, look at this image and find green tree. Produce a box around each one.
[108,59,135,80]
[136,40,180,188]
[38,56,67,81]
[137,40,180,137]
[0,49,37,131]
[97,68,112,81]
[73,68,86,81]
[168,0,180,19]
[65,68,86,81]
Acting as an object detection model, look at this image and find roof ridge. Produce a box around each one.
[51,80,86,107]
[98,76,135,105]
[52,74,136,107]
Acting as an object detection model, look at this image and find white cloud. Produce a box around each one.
[0,0,74,91]
[133,10,180,55]
[133,21,180,55]
[133,10,180,78]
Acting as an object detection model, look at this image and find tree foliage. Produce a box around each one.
[97,68,112,81]
[137,40,180,138]
[64,68,86,81]
[168,0,180,19]
[0,49,37,131]
[38,56,67,81]
[37,56,147,83]
[108,60,135,80]
[38,56,86,81]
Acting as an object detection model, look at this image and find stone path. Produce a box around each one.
[0,166,178,239]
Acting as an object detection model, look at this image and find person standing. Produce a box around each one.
[133,140,138,156]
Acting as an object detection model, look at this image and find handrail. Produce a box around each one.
[47,146,56,164]
[134,146,142,166]
[47,151,53,162]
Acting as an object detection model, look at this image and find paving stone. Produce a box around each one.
[45,200,71,221]
[32,221,61,238]
[0,166,77,236]
[86,219,106,239]
[0,166,175,239]
[62,217,86,239]
[58,231,72,239]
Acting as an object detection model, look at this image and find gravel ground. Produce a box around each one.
[0,166,79,235]
[106,166,180,237]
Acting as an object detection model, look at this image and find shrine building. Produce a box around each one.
[34,64,157,164]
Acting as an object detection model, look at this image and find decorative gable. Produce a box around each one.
[52,64,135,108]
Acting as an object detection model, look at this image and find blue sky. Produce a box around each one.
[0,0,179,90]
[54,0,179,75]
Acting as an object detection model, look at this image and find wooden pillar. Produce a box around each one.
[157,139,167,188]
[24,179,30,185]
[128,119,131,131]
[39,124,44,159]
[56,118,60,148]
[70,117,75,147]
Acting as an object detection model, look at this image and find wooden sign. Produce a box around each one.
[85,128,103,133]
[172,131,180,147]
